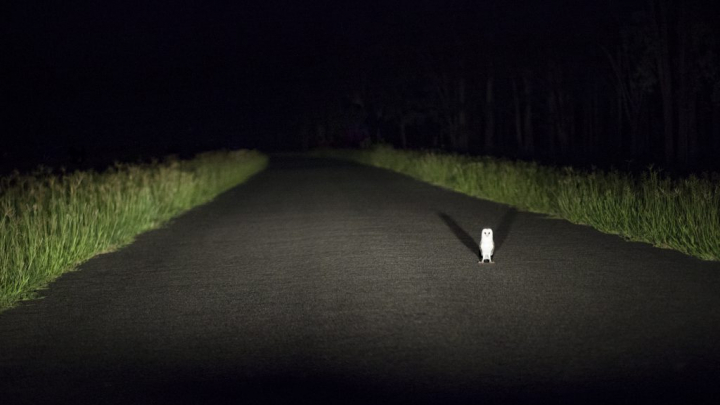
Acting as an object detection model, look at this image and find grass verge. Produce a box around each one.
[314,146,720,261]
[0,150,268,312]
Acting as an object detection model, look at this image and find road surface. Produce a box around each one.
[1,156,719,404]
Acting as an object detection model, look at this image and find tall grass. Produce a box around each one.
[315,146,720,261]
[0,150,267,311]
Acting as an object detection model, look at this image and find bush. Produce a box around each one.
[0,150,268,311]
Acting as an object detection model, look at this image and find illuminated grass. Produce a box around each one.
[0,150,268,311]
[315,146,720,261]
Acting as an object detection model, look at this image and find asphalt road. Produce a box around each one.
[1,156,720,404]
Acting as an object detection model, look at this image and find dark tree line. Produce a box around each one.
[297,0,720,171]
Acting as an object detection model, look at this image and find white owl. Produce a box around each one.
[479,228,495,264]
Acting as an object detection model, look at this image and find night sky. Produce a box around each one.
[4,0,716,172]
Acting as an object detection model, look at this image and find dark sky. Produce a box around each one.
[2,0,643,167]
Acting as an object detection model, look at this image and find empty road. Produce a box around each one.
[1,156,719,404]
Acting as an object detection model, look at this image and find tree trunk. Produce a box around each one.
[400,119,408,149]
[522,71,534,156]
[617,68,624,158]
[676,2,689,165]
[558,90,572,157]
[548,89,557,159]
[687,94,698,164]
[713,88,720,158]
[484,72,495,153]
[457,76,468,151]
[592,83,601,160]
[512,78,523,155]
[582,89,594,161]
[652,0,675,164]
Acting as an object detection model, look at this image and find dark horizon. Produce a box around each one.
[3,0,719,174]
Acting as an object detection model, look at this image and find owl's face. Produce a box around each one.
[481,228,493,240]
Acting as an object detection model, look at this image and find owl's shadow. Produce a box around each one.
[438,209,517,259]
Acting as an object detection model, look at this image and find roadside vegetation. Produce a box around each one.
[0,150,267,311]
[316,145,720,261]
